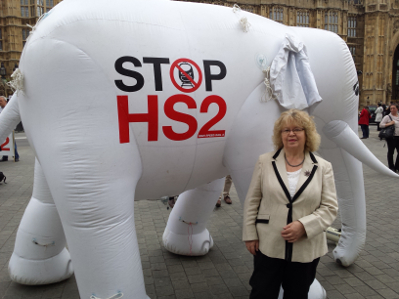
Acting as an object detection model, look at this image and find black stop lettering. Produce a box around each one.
[203,60,227,92]
[114,56,145,92]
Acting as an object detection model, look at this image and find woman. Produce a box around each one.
[379,104,399,172]
[358,105,371,139]
[375,103,384,131]
[243,109,338,299]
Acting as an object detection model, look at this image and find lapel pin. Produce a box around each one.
[304,170,311,177]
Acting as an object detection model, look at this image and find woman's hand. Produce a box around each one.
[245,240,259,255]
[281,221,306,243]
[389,120,396,126]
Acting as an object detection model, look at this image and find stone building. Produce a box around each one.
[0,0,396,105]
[0,0,62,96]
[181,0,399,106]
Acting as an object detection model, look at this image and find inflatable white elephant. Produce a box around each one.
[0,0,397,298]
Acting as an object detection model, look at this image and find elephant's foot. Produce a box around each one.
[9,247,73,285]
[162,178,225,256]
[163,226,214,256]
[277,278,326,299]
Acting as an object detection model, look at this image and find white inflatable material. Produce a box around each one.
[278,279,327,299]
[163,178,224,255]
[8,159,73,285]
[0,0,397,298]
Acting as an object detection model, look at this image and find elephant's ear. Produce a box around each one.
[269,33,322,110]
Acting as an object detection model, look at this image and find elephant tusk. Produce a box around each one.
[323,120,399,178]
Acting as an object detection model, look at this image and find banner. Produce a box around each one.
[0,132,15,158]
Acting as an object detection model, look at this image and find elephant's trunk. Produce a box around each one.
[0,94,21,144]
[323,120,399,178]
[320,120,397,266]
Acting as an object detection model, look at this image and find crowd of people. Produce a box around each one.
[358,101,399,173]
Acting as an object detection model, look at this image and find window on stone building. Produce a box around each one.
[270,7,284,23]
[243,7,254,13]
[37,6,44,16]
[46,0,54,8]
[349,46,356,59]
[20,0,29,18]
[22,28,29,47]
[0,29,2,51]
[348,16,356,37]
[297,11,310,27]
[325,11,338,33]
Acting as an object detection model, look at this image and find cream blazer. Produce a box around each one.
[242,149,338,263]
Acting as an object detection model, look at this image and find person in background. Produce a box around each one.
[216,175,233,207]
[243,109,338,299]
[379,104,399,172]
[385,102,393,116]
[358,105,371,139]
[0,96,19,162]
[382,103,387,116]
[375,103,384,132]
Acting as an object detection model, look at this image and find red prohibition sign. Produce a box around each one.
[170,58,203,93]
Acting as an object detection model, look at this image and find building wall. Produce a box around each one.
[0,0,62,90]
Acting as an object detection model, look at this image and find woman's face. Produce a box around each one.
[281,121,306,152]
[390,105,398,115]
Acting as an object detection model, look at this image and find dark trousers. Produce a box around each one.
[376,122,381,131]
[386,136,399,171]
[360,124,369,138]
[249,251,319,299]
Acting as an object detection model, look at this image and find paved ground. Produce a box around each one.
[1,126,399,299]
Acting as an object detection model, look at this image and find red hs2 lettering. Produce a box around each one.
[115,57,227,142]
[117,95,227,142]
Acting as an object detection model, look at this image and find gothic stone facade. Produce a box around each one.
[0,0,61,95]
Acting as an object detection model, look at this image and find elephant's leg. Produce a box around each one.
[319,121,369,266]
[9,158,73,285]
[48,179,148,298]
[37,150,149,299]
[163,178,225,255]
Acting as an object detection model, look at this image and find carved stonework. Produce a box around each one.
[367,4,377,11]
[393,20,399,33]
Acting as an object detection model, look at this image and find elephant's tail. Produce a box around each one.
[323,120,399,178]
[0,94,21,145]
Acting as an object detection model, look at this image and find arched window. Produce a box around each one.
[297,11,310,27]
[348,16,357,37]
[325,11,338,33]
[269,7,284,23]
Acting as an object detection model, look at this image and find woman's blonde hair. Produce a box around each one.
[272,109,321,152]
